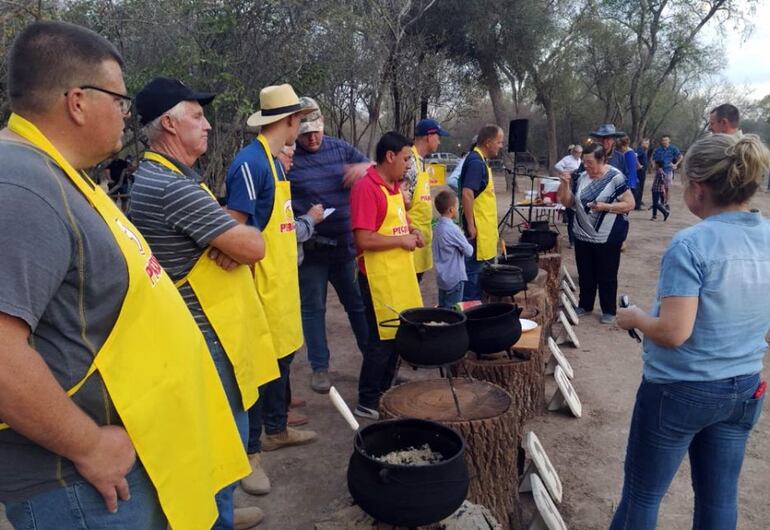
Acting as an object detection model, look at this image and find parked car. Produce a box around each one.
[425,152,460,164]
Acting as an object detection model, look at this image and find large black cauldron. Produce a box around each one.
[500,252,539,283]
[347,418,469,527]
[480,264,527,297]
[520,229,558,252]
[464,302,523,355]
[380,308,469,367]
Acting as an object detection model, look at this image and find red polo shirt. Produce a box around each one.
[350,165,404,274]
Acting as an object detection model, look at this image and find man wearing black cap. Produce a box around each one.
[130,77,272,530]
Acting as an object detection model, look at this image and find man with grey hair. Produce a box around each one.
[130,77,273,529]
[290,97,371,393]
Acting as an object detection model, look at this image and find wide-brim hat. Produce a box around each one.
[247,84,313,127]
[589,123,625,138]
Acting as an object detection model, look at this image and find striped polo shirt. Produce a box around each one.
[129,154,238,330]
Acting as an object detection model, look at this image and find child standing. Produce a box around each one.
[432,190,474,308]
[651,159,670,221]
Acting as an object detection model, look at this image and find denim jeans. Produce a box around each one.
[298,258,369,372]
[438,282,464,309]
[247,352,295,454]
[357,274,399,410]
[4,461,166,530]
[204,330,249,530]
[462,257,490,301]
[610,374,764,530]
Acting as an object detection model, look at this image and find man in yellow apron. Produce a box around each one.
[226,84,318,496]
[404,118,450,280]
[0,21,247,530]
[349,132,424,419]
[131,77,280,530]
[460,124,505,301]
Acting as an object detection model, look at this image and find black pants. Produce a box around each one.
[357,274,399,409]
[633,171,646,209]
[574,239,622,315]
[564,208,575,244]
[651,191,669,218]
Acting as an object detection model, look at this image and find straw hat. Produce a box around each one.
[247,84,313,127]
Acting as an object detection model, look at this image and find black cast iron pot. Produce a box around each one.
[380,308,469,367]
[480,264,527,297]
[527,220,550,231]
[505,242,539,256]
[347,418,469,527]
[464,302,523,355]
[500,253,539,283]
[520,229,558,252]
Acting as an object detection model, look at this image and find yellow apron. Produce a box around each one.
[253,134,303,358]
[408,146,433,273]
[471,147,499,261]
[142,152,280,409]
[6,114,249,530]
[362,184,424,340]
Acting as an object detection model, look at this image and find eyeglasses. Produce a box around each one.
[65,85,133,114]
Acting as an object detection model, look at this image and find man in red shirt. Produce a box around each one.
[349,132,424,419]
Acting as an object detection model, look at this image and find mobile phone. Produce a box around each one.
[323,208,336,219]
[620,295,642,343]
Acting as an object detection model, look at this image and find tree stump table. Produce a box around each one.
[537,252,562,332]
[380,379,521,529]
[454,324,545,428]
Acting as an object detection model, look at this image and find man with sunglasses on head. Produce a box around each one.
[0,21,249,530]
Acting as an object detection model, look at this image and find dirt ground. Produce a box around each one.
[2,175,769,529]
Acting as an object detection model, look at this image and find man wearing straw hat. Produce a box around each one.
[226,84,318,500]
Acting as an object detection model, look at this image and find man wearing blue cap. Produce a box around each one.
[404,118,449,279]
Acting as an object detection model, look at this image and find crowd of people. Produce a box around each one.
[0,20,505,530]
[0,19,768,530]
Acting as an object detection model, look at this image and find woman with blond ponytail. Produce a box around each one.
[611,134,770,530]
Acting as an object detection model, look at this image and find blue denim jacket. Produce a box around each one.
[643,211,770,382]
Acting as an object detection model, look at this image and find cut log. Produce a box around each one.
[537,253,562,329]
[455,350,545,427]
[381,379,521,529]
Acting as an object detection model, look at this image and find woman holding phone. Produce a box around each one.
[613,133,770,530]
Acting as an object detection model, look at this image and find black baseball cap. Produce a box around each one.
[135,77,216,126]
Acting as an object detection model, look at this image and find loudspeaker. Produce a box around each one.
[508,119,529,153]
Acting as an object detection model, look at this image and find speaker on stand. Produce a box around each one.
[499,119,531,232]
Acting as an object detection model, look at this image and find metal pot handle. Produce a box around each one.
[379,318,401,328]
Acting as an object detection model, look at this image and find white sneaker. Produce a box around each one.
[354,405,380,420]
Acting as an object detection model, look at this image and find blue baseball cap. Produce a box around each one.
[415,118,449,137]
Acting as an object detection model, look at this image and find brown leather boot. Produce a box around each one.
[240,453,271,496]
[234,506,264,529]
[261,427,318,452]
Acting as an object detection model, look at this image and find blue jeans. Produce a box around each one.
[204,330,248,530]
[610,374,764,530]
[4,461,166,529]
[298,258,369,372]
[438,282,464,309]
[462,257,490,301]
[247,353,294,454]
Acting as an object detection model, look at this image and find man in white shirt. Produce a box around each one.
[553,144,583,248]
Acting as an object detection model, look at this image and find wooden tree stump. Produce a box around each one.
[456,350,545,428]
[381,379,521,529]
[537,253,562,329]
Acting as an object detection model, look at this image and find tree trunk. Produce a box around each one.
[478,57,507,127]
[381,379,521,529]
[543,96,558,170]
